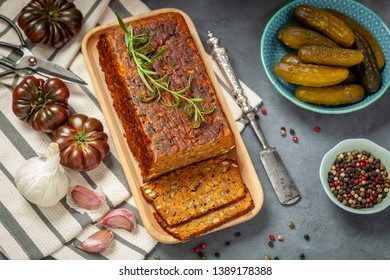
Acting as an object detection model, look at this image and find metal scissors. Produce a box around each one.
[0,14,87,85]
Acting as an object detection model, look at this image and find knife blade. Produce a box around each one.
[207,31,300,205]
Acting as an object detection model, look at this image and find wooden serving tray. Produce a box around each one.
[81,8,264,243]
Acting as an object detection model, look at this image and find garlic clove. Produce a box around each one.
[70,185,106,210]
[74,229,114,254]
[98,208,137,232]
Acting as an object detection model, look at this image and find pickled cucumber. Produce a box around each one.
[278,24,340,50]
[280,53,302,64]
[298,45,363,67]
[295,84,365,106]
[326,8,385,69]
[339,67,360,85]
[274,62,349,87]
[293,5,355,47]
[354,32,381,94]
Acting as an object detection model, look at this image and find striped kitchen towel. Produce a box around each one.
[0,0,262,260]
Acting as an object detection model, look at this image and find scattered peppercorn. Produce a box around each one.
[198,252,204,258]
[268,241,274,248]
[201,256,207,260]
[304,234,310,241]
[289,128,295,135]
[234,232,241,238]
[193,246,200,253]
[274,256,280,260]
[314,126,321,132]
[154,255,160,260]
[214,252,220,258]
[292,136,299,143]
[261,108,267,115]
[200,243,207,249]
[288,221,295,229]
[269,234,275,241]
[327,150,389,209]
[264,255,271,260]
[277,235,284,241]
[280,127,286,137]
[225,241,231,246]
[300,253,305,260]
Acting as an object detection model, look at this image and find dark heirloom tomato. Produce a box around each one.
[52,114,110,171]
[18,0,83,48]
[12,76,70,132]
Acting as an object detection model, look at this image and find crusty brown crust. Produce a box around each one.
[140,158,247,226]
[154,192,254,242]
[97,12,235,181]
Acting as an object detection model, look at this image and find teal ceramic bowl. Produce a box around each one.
[320,139,390,214]
[260,0,390,114]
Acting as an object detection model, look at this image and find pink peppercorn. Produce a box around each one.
[269,235,275,241]
[314,126,321,132]
[292,136,298,143]
[261,108,267,115]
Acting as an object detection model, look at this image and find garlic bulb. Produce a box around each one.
[15,142,69,207]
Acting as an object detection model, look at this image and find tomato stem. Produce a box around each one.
[31,87,51,110]
[46,10,60,20]
[73,127,94,149]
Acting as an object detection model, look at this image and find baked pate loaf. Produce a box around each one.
[140,157,254,242]
[97,12,235,181]
[140,158,247,226]
[154,192,254,242]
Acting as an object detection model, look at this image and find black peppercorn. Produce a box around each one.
[304,234,310,241]
[214,252,220,258]
[268,241,274,247]
[300,253,305,260]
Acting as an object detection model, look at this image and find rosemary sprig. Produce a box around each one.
[115,13,215,128]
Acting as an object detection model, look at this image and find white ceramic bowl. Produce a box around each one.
[319,138,390,214]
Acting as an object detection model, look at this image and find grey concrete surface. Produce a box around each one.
[141,0,390,260]
[1,0,389,260]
